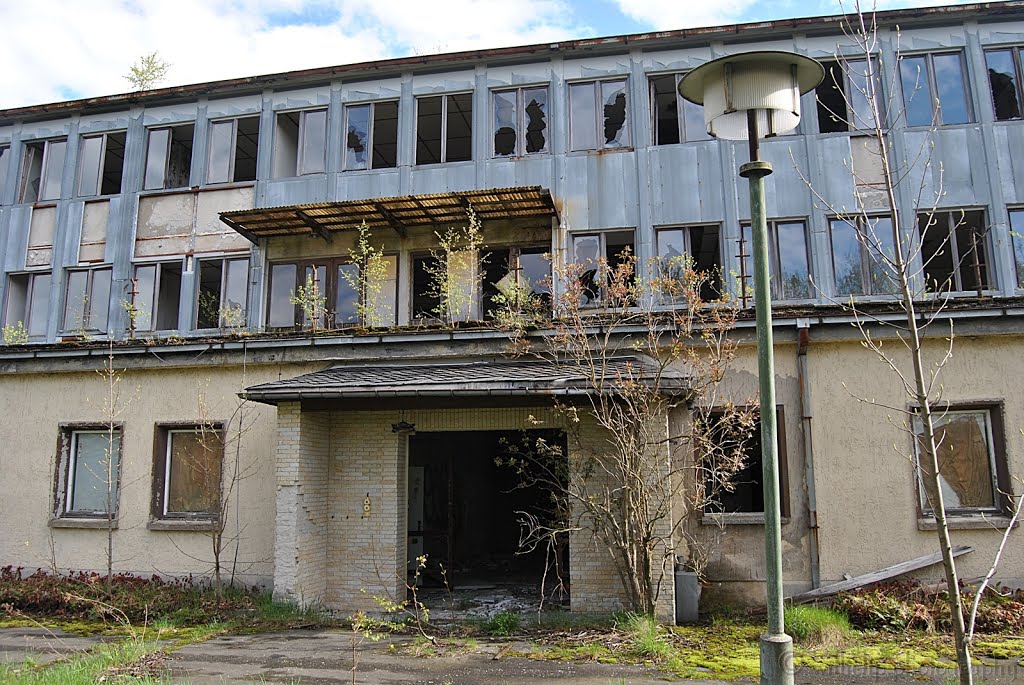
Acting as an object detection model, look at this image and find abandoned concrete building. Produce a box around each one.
[2,2,1023,618]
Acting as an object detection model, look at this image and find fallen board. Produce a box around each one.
[789,545,973,603]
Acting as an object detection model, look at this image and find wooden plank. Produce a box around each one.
[789,545,973,603]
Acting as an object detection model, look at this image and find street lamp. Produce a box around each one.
[679,52,823,685]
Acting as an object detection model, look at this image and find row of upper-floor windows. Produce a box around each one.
[3,45,1024,203]
[5,206,1024,343]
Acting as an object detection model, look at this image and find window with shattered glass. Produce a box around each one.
[492,87,548,157]
[914,408,1007,514]
[344,101,399,170]
[570,79,630,151]
[984,47,1023,121]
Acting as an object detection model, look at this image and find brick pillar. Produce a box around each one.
[273,402,331,606]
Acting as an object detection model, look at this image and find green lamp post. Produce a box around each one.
[679,52,823,685]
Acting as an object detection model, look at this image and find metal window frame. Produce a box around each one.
[132,258,185,332]
[919,208,991,293]
[20,137,66,203]
[4,270,49,337]
[65,428,122,516]
[983,45,1024,121]
[739,218,812,301]
[903,50,974,126]
[414,92,473,165]
[491,85,550,157]
[828,214,896,297]
[1009,206,1024,289]
[76,131,125,197]
[195,255,250,330]
[143,123,195,190]
[62,266,112,333]
[568,77,630,151]
[162,426,224,518]
[295,108,328,176]
[206,118,239,184]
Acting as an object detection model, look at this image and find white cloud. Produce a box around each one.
[611,0,761,31]
[0,0,590,110]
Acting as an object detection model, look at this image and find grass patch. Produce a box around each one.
[784,605,853,648]
[618,613,672,660]
[0,639,166,685]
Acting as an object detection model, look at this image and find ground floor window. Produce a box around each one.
[152,424,224,521]
[55,425,122,518]
[914,406,1009,516]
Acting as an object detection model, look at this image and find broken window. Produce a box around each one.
[702,408,788,516]
[492,86,548,156]
[77,131,126,197]
[829,215,899,296]
[344,101,399,170]
[144,124,194,190]
[272,109,327,178]
[985,47,1023,121]
[481,246,550,318]
[571,230,635,306]
[55,425,122,518]
[267,256,397,328]
[918,209,989,293]
[4,271,50,339]
[207,116,260,184]
[196,257,249,329]
[132,261,183,331]
[20,138,66,203]
[913,406,1009,515]
[649,73,709,144]
[900,52,972,127]
[1010,209,1024,289]
[816,58,884,133]
[416,93,472,165]
[63,267,112,333]
[152,425,224,521]
[656,225,722,302]
[570,79,630,151]
[738,220,812,301]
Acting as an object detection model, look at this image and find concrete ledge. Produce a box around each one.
[701,512,790,526]
[49,517,118,530]
[918,515,1019,531]
[147,518,219,532]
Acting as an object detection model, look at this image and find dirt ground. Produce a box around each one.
[3,626,1024,684]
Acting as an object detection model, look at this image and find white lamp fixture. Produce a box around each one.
[678,51,824,141]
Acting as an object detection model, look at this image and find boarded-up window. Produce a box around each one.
[165,429,222,515]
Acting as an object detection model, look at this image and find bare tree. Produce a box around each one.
[497,249,753,616]
[799,5,1021,682]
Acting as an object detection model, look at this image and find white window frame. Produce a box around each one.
[60,426,123,518]
[20,138,67,203]
[161,426,224,519]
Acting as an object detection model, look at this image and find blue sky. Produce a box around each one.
[0,0,978,110]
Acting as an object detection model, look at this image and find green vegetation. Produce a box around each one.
[784,605,853,647]
[0,639,165,685]
[483,610,521,637]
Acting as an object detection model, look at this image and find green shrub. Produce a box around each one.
[483,610,521,636]
[784,605,852,647]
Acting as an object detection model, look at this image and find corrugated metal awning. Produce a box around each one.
[219,186,557,242]
[242,357,688,405]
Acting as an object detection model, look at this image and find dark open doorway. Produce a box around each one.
[407,429,567,600]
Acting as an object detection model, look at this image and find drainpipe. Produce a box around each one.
[796,319,820,589]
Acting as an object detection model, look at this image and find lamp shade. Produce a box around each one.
[678,51,824,140]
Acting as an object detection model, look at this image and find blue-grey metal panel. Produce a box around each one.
[561,151,639,230]
[263,176,330,207]
[409,164,475,196]
[481,155,556,194]
[905,127,987,208]
[817,136,857,216]
[4,206,31,272]
[62,201,84,266]
[335,170,402,203]
[995,125,1024,204]
[648,143,726,225]
[761,137,813,219]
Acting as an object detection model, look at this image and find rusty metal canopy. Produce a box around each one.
[220,186,557,242]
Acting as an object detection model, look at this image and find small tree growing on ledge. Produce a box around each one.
[498,250,753,615]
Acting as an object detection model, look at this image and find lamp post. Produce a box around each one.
[679,52,823,685]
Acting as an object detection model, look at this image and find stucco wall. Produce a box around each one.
[0,361,298,586]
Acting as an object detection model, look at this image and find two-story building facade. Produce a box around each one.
[2,2,1023,616]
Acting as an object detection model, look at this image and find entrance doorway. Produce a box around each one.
[407,430,567,597]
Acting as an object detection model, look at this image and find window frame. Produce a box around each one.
[342,100,400,171]
[491,85,550,157]
[654,224,723,302]
[1009,207,1024,289]
[195,255,250,331]
[648,72,710,145]
[912,403,1011,518]
[569,229,637,307]
[76,130,126,198]
[206,115,260,185]
[53,423,124,522]
[272,108,328,178]
[698,406,790,522]
[568,77,631,152]
[4,270,51,340]
[983,45,1024,122]
[917,209,991,294]
[0,144,10,201]
[828,214,900,298]
[415,92,473,165]
[815,56,885,133]
[132,259,185,333]
[143,123,195,191]
[62,266,113,334]
[899,50,974,127]
[737,219,813,302]
[266,254,399,329]
[151,422,225,527]
[20,137,67,203]
[480,245,552,319]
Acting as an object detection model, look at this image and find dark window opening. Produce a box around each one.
[702,408,788,516]
[20,138,66,203]
[77,131,126,197]
[417,93,472,165]
[145,124,194,190]
[985,48,1023,121]
[656,225,722,301]
[207,116,260,184]
[345,101,399,170]
[133,261,183,331]
[412,254,441,319]
[918,210,989,293]
[197,257,249,329]
[493,87,548,156]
